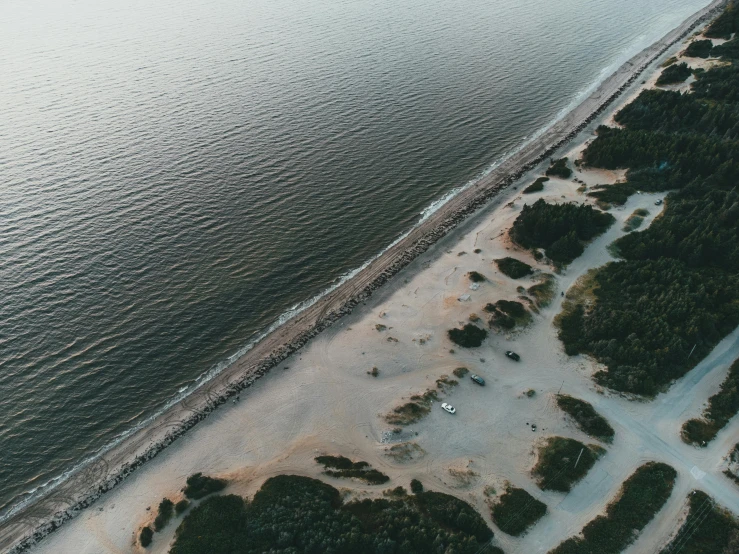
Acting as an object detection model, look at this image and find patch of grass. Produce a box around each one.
[184,473,227,500]
[549,462,677,554]
[546,158,573,179]
[385,389,439,425]
[468,271,486,283]
[453,367,469,378]
[448,324,488,348]
[659,491,739,554]
[524,177,549,193]
[384,442,427,462]
[532,437,603,492]
[656,62,692,85]
[491,486,547,536]
[662,56,678,67]
[153,498,175,531]
[623,208,649,232]
[587,183,636,206]
[447,467,479,487]
[495,257,533,279]
[681,357,739,446]
[527,273,556,308]
[436,375,459,393]
[556,395,615,443]
[140,525,153,547]
[316,455,390,485]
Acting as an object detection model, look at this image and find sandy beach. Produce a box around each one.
[1,1,734,552]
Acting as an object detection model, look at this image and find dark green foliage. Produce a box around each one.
[510,199,614,264]
[587,183,636,206]
[184,473,227,500]
[682,357,739,445]
[524,177,549,193]
[495,257,533,279]
[154,498,174,531]
[316,455,368,470]
[549,462,677,554]
[546,158,573,178]
[660,491,739,554]
[532,437,602,492]
[490,486,547,536]
[557,258,739,396]
[468,271,486,282]
[685,39,713,58]
[494,300,527,317]
[656,62,692,85]
[489,311,515,329]
[385,389,438,425]
[705,1,739,38]
[453,367,469,378]
[170,475,495,554]
[712,35,739,59]
[692,63,739,102]
[555,395,614,442]
[410,479,423,494]
[175,499,190,515]
[140,526,153,547]
[448,324,488,348]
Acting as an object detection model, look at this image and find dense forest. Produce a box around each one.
[557,33,739,396]
[170,475,498,554]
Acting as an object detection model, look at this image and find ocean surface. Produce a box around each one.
[0,0,711,517]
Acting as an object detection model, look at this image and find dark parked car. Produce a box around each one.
[470,374,485,386]
[505,351,520,361]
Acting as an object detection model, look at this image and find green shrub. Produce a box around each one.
[555,395,614,442]
[385,389,438,425]
[528,274,556,307]
[448,324,488,348]
[491,486,547,536]
[410,479,424,493]
[170,475,494,554]
[524,177,549,193]
[468,271,486,282]
[495,257,533,279]
[184,473,227,500]
[495,300,527,317]
[140,526,153,547]
[549,462,677,554]
[681,357,739,445]
[316,455,389,484]
[586,183,636,206]
[705,0,739,38]
[153,498,174,531]
[660,491,739,554]
[175,499,190,515]
[546,158,573,179]
[532,437,602,492]
[656,62,692,85]
[453,367,469,378]
[685,39,713,58]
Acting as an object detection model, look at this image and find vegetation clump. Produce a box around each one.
[586,182,636,207]
[468,271,486,283]
[315,455,390,484]
[453,367,469,378]
[490,486,547,536]
[495,257,533,278]
[170,475,495,554]
[140,525,153,547]
[510,199,614,264]
[154,498,175,531]
[546,158,573,179]
[524,176,549,193]
[681,357,739,445]
[656,62,692,85]
[705,0,739,38]
[184,473,227,500]
[685,39,713,58]
[175,499,190,515]
[487,299,531,330]
[410,479,424,494]
[384,442,427,462]
[385,389,439,425]
[622,208,648,232]
[549,462,677,554]
[448,324,488,348]
[436,375,459,393]
[532,437,603,492]
[556,395,615,442]
[527,274,556,307]
[660,491,739,554]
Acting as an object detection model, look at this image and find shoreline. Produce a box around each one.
[0,1,725,551]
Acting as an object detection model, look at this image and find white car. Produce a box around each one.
[441,402,456,414]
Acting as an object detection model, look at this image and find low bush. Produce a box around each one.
[685,39,713,58]
[524,177,549,193]
[660,491,739,554]
[549,462,677,554]
[468,271,486,283]
[184,473,227,500]
[316,455,369,470]
[586,183,636,206]
[528,274,556,307]
[532,437,603,492]
[410,479,424,493]
[385,389,439,425]
[175,499,190,515]
[448,324,488,348]
[154,498,174,531]
[681,357,739,445]
[140,526,153,547]
[490,486,547,536]
[622,208,648,232]
[494,300,527,318]
[316,455,389,484]
[546,158,573,179]
[171,475,495,554]
[453,367,469,378]
[556,395,614,442]
[656,62,692,85]
[495,257,533,279]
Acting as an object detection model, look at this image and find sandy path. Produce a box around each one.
[1,1,732,553]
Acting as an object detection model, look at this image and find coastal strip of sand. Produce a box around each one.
[0,1,727,552]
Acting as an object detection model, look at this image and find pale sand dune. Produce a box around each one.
[8,2,739,553]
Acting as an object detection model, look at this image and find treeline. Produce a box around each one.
[705,0,739,38]
[170,475,499,554]
[660,491,739,554]
[558,25,739,395]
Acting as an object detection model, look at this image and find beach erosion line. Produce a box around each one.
[1,1,726,552]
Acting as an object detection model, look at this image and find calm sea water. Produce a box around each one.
[0,0,710,516]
